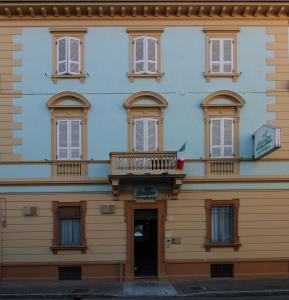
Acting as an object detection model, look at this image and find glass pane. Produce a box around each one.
[211,206,233,244]
[60,218,81,246]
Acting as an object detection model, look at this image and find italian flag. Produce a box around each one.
[177,142,186,170]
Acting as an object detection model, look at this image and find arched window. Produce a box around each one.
[124,91,168,151]
[201,90,245,176]
[47,91,90,176]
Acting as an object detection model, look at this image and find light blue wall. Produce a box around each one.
[7,26,277,183]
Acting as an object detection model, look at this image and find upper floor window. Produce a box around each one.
[134,36,158,74]
[56,37,81,75]
[203,27,240,82]
[50,28,87,83]
[210,118,234,158]
[124,91,168,151]
[134,118,158,152]
[57,119,81,160]
[127,28,163,82]
[201,90,245,177]
[47,92,91,177]
[209,38,234,74]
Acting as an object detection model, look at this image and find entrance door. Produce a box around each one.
[134,209,157,277]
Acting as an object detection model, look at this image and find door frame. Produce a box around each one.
[124,200,167,280]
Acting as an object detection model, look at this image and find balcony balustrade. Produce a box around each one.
[206,159,238,176]
[53,161,87,178]
[110,151,182,175]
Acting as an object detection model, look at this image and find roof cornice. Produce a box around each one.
[1,2,289,19]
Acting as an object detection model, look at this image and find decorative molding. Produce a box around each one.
[1,3,289,19]
[124,91,167,151]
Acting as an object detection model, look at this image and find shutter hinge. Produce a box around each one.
[209,120,211,124]
[80,155,83,159]
[56,121,58,125]
[81,121,83,125]
[209,153,211,157]
[56,155,58,159]
[132,148,135,152]
[209,39,211,44]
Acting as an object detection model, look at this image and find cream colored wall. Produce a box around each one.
[3,190,289,264]
[0,27,22,161]
[2,192,126,263]
[267,26,289,159]
[166,190,289,260]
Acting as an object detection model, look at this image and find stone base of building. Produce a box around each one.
[1,259,289,281]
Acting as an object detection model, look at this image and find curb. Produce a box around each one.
[181,289,289,297]
[1,290,289,298]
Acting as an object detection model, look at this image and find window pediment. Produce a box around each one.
[201,90,245,109]
[47,91,90,110]
[124,91,167,110]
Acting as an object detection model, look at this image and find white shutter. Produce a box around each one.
[134,36,145,74]
[223,39,233,73]
[146,37,157,74]
[56,37,68,75]
[210,118,234,158]
[210,119,222,157]
[210,39,221,73]
[223,118,234,157]
[134,119,145,151]
[70,120,81,159]
[57,120,69,159]
[147,119,158,151]
[68,37,81,74]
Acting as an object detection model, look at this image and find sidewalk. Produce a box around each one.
[1,278,289,298]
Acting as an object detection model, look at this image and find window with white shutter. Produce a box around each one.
[57,120,82,160]
[128,28,163,80]
[209,38,233,74]
[51,28,86,82]
[204,27,239,81]
[134,118,158,151]
[133,36,158,74]
[210,118,234,158]
[56,37,81,75]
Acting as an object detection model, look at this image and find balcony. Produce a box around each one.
[52,161,87,178]
[206,159,239,177]
[109,151,186,198]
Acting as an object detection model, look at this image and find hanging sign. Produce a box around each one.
[253,125,281,159]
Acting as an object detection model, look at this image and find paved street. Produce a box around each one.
[3,296,289,300]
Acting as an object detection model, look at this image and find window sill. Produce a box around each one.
[51,74,86,84]
[51,245,87,254]
[205,243,241,252]
[128,73,163,82]
[204,72,240,82]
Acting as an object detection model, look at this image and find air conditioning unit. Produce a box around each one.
[134,186,158,200]
[99,205,115,214]
[23,206,37,216]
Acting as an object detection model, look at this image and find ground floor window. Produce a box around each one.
[205,199,240,251]
[52,201,87,253]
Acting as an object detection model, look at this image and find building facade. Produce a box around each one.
[0,0,289,281]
